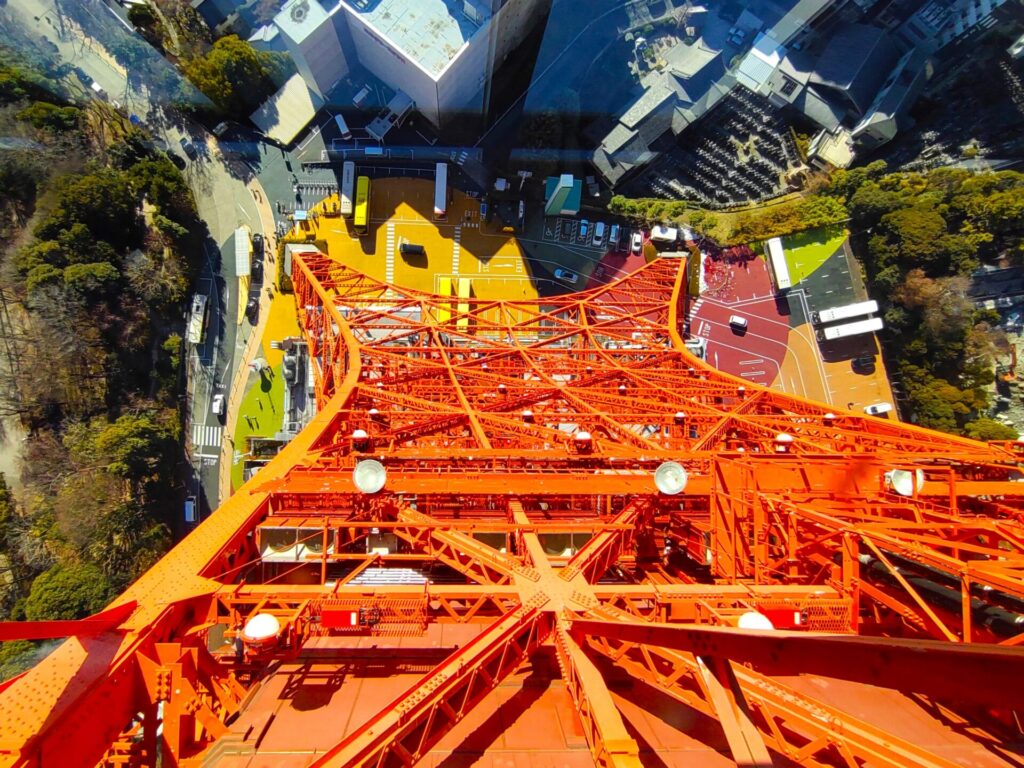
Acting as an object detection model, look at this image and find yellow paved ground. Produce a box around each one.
[779,327,895,412]
[261,287,302,368]
[301,179,539,310]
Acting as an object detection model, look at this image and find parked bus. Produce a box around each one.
[434,163,448,221]
[765,237,792,291]
[186,293,208,345]
[354,176,370,234]
[437,277,453,325]
[340,161,355,218]
[816,316,883,342]
[811,299,879,325]
[333,113,352,140]
[456,277,470,332]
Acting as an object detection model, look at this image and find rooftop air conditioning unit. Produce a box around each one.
[290,1,309,23]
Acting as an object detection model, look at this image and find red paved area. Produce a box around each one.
[586,247,648,289]
[691,254,791,388]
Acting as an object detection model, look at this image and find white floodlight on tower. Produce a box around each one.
[353,459,387,494]
[654,461,688,495]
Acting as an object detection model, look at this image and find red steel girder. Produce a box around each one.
[3,247,1024,768]
[571,618,1024,708]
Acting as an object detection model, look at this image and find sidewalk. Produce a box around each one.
[217,177,282,501]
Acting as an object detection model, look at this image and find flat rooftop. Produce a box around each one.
[342,0,485,77]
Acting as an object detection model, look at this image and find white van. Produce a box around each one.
[593,222,606,246]
[334,113,352,140]
[729,315,748,330]
[864,402,893,416]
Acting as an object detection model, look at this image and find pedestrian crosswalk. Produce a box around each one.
[385,223,396,284]
[192,424,223,449]
[452,226,461,275]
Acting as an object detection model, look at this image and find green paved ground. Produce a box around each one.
[231,363,285,490]
[782,226,847,285]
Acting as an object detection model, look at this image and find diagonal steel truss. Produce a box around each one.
[1,252,1024,768]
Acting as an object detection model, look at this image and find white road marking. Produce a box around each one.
[192,424,223,448]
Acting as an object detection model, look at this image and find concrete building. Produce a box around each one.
[273,0,548,128]
[544,174,582,216]
[275,0,351,100]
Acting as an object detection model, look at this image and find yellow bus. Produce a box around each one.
[353,176,370,234]
[456,277,471,332]
[437,277,452,325]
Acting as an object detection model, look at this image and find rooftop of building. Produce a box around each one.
[809,23,900,114]
[338,0,487,77]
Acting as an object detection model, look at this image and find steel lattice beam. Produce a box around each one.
[2,250,1024,768]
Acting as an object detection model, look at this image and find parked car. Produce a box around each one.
[252,233,264,258]
[579,220,590,240]
[864,402,893,416]
[852,354,875,373]
[729,315,748,330]
[631,231,643,253]
[179,137,198,159]
[251,257,263,281]
[245,296,259,323]
[593,222,606,246]
[554,268,578,284]
[609,223,620,246]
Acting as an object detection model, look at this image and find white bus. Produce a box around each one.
[434,162,448,221]
[334,113,352,140]
[816,316,883,342]
[765,237,792,291]
[812,300,879,325]
[187,293,208,345]
[340,161,355,218]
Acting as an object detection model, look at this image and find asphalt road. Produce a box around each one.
[3,0,269,518]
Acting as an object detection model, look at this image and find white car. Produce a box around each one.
[211,393,226,417]
[631,231,643,253]
[863,402,893,416]
[729,315,748,330]
[554,268,578,285]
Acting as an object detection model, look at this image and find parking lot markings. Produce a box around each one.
[452,226,462,275]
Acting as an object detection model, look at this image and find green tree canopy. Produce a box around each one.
[16,101,80,132]
[183,36,287,116]
[63,262,120,296]
[91,413,176,479]
[23,562,113,621]
[964,418,1019,442]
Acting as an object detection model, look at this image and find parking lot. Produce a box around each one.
[687,230,896,413]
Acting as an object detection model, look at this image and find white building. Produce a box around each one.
[275,0,547,128]
[276,0,351,100]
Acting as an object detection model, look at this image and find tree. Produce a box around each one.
[847,182,903,226]
[127,2,158,30]
[965,418,1019,442]
[24,263,63,295]
[878,206,947,271]
[0,474,13,552]
[63,262,120,296]
[91,413,175,480]
[183,36,286,116]
[16,102,80,132]
[23,562,113,621]
[35,169,142,252]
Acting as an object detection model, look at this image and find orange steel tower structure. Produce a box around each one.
[2,251,1024,767]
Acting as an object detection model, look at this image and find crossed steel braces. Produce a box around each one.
[1,252,1023,767]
